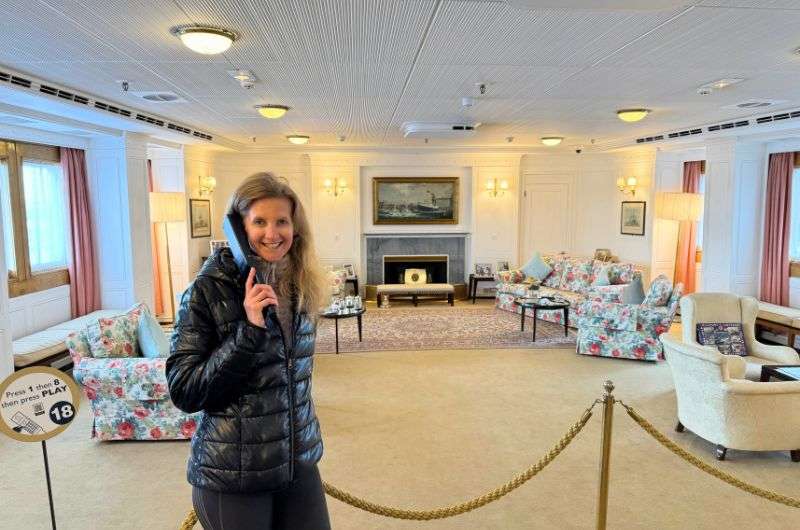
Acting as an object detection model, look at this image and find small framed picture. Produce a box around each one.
[343,263,355,278]
[190,199,212,238]
[593,248,612,262]
[620,201,646,236]
[209,239,229,253]
[496,260,509,272]
[475,263,493,276]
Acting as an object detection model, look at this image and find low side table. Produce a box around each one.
[469,274,496,304]
[760,364,800,382]
[514,297,570,342]
[320,308,365,354]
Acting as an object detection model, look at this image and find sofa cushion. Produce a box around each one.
[643,274,673,307]
[606,263,636,285]
[520,252,553,282]
[86,303,147,358]
[592,264,611,286]
[542,255,567,288]
[696,322,748,356]
[620,275,645,305]
[560,260,594,293]
[138,312,170,359]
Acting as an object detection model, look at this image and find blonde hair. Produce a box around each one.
[227,172,326,313]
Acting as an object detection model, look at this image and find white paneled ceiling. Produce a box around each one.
[1,0,800,148]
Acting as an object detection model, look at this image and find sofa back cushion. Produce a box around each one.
[138,312,170,359]
[541,255,567,288]
[520,251,553,282]
[606,263,636,285]
[85,303,148,359]
[696,323,748,356]
[66,330,92,365]
[643,274,673,307]
[620,275,646,305]
[560,259,594,293]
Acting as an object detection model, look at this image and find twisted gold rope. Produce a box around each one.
[619,401,800,509]
[179,401,597,527]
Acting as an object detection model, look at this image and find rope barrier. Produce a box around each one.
[618,401,800,509]
[179,400,598,527]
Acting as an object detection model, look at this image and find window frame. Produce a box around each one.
[1,139,70,297]
[791,166,800,278]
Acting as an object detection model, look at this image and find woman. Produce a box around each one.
[166,172,330,530]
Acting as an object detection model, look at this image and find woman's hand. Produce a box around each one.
[244,267,278,328]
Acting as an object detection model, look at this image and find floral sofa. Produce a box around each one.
[67,303,201,441]
[495,255,641,328]
[575,275,683,361]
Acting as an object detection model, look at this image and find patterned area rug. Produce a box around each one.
[315,306,576,354]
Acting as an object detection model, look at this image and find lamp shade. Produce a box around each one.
[656,192,704,221]
[149,192,186,223]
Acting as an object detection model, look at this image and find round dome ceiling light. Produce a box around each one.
[171,25,238,55]
[540,137,563,146]
[287,135,310,145]
[255,104,290,119]
[616,108,651,122]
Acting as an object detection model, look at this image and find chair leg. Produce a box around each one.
[715,445,727,461]
[791,450,800,462]
[675,421,685,433]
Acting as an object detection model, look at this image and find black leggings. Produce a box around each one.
[192,465,331,530]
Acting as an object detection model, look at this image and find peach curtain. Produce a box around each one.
[760,152,794,305]
[62,147,100,317]
[148,160,164,315]
[673,161,703,293]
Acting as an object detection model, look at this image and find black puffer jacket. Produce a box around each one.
[166,247,322,493]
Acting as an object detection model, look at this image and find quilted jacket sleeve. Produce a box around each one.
[166,278,269,413]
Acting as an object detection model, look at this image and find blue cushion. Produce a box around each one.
[592,266,611,286]
[520,252,553,282]
[137,312,170,358]
[620,275,645,305]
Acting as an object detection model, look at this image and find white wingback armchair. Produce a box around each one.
[662,334,800,461]
[679,293,799,381]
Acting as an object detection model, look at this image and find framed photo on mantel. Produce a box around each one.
[373,177,459,224]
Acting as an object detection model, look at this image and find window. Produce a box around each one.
[696,173,705,255]
[790,168,800,262]
[0,140,70,297]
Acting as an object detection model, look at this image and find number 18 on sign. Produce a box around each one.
[0,366,81,530]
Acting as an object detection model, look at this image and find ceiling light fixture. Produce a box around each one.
[698,78,745,91]
[287,135,310,145]
[172,25,238,55]
[541,137,563,146]
[255,104,290,119]
[616,109,650,122]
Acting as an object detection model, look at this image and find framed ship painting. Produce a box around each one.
[373,177,459,224]
[620,201,646,236]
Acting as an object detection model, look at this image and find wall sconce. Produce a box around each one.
[198,175,216,197]
[616,176,638,196]
[486,178,509,197]
[323,178,347,197]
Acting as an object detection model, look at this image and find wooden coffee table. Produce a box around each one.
[760,365,800,382]
[514,297,570,342]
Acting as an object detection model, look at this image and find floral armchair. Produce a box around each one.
[67,304,201,441]
[575,275,683,361]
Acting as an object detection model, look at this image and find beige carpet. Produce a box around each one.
[1,345,799,529]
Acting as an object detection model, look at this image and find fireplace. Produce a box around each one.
[383,255,448,284]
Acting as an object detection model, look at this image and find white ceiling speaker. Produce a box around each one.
[129,91,185,103]
[505,0,688,10]
[461,97,475,108]
[402,122,481,138]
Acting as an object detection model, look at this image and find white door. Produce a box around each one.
[521,181,571,260]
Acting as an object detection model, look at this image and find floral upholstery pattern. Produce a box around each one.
[84,303,147,358]
[495,257,641,330]
[643,274,673,306]
[606,263,636,285]
[576,281,683,361]
[68,303,201,440]
[560,260,594,293]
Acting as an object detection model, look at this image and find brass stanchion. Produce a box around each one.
[596,380,615,530]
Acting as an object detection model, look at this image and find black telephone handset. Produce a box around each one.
[223,213,277,323]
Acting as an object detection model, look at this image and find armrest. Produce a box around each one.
[584,285,625,303]
[74,357,169,401]
[636,306,674,336]
[661,334,747,379]
[576,300,638,332]
[749,340,800,364]
[497,269,525,283]
[724,378,800,395]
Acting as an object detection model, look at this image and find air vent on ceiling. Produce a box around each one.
[135,113,165,127]
[167,123,192,135]
[93,101,132,117]
[39,84,89,105]
[10,75,32,88]
[722,99,787,110]
[401,121,481,138]
[130,91,185,103]
[707,120,749,132]
[0,71,10,83]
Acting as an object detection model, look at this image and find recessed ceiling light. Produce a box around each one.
[541,137,563,146]
[699,78,745,90]
[255,104,289,119]
[617,109,650,122]
[287,135,309,145]
[171,25,238,55]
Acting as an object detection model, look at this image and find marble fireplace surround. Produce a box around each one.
[364,234,468,285]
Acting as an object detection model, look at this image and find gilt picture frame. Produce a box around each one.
[373,177,459,224]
